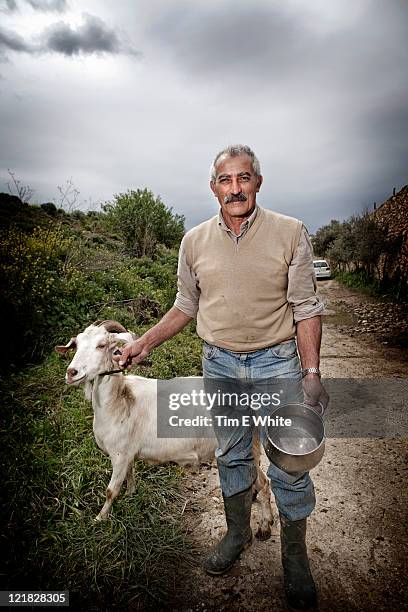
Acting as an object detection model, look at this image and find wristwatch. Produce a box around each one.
[302,367,321,378]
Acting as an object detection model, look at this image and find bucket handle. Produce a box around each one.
[305,400,325,416]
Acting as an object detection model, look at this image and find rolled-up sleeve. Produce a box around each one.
[288,226,325,322]
[174,236,200,318]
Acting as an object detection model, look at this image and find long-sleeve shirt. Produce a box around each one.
[174,205,325,322]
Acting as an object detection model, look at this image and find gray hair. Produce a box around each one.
[210,144,261,181]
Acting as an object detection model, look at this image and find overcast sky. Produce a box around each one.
[0,0,407,231]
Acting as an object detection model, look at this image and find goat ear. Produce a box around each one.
[111,332,135,345]
[55,337,77,354]
[108,337,127,352]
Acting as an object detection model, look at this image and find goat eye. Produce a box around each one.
[97,344,106,349]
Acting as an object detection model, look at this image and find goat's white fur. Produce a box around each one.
[57,324,274,538]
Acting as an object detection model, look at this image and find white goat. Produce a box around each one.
[56,320,273,538]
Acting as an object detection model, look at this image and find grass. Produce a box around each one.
[1,329,203,610]
[335,269,408,302]
[334,270,381,295]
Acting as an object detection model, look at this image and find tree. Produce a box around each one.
[103,189,185,258]
[352,213,387,277]
[313,219,343,257]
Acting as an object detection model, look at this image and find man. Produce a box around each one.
[115,145,328,611]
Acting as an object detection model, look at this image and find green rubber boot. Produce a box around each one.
[202,487,253,575]
[280,514,317,611]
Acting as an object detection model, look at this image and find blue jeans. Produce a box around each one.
[202,340,316,521]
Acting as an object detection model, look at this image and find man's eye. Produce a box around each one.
[239,176,250,181]
[219,177,230,183]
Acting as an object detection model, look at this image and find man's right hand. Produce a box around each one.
[113,339,150,370]
[112,307,192,371]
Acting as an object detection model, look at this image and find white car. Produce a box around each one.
[313,259,331,279]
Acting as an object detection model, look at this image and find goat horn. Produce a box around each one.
[93,320,128,334]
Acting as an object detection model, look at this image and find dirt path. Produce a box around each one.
[170,281,408,612]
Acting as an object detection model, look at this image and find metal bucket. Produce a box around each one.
[263,402,325,474]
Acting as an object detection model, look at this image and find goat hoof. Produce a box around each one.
[255,524,272,541]
[94,513,107,522]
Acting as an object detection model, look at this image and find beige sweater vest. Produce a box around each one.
[183,206,303,352]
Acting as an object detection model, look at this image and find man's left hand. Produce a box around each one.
[302,375,329,415]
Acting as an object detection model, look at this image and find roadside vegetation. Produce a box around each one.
[0,187,200,608]
[312,199,407,301]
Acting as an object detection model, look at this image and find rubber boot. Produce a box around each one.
[202,486,253,575]
[280,513,317,611]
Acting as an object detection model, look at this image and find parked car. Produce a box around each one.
[313,259,331,279]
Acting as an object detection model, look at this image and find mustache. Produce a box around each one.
[223,193,248,204]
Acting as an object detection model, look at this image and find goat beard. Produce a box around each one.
[83,380,93,401]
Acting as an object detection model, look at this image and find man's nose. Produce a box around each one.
[230,178,241,194]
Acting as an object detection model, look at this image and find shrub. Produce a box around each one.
[103,189,185,258]
[335,270,380,293]
[0,226,104,368]
[40,202,57,216]
[0,192,184,371]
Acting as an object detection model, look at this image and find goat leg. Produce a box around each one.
[254,465,274,541]
[95,454,129,521]
[253,435,274,540]
[125,461,136,496]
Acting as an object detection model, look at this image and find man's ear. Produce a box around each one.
[210,181,218,197]
[256,175,263,192]
[55,338,77,354]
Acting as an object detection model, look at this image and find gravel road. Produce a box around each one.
[169,280,408,612]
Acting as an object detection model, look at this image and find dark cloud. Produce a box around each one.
[44,14,121,56]
[352,100,408,199]
[152,3,306,80]
[152,1,408,93]
[0,25,32,56]
[0,0,66,11]
[26,0,67,12]
[0,0,17,11]
[0,14,140,59]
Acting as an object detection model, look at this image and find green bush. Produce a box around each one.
[0,219,181,370]
[40,202,57,216]
[0,189,185,372]
[334,270,380,294]
[0,225,119,367]
[103,189,185,258]
[313,211,407,300]
[0,226,73,365]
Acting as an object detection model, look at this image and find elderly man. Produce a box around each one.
[116,145,328,611]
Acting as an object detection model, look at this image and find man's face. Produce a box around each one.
[210,154,263,218]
